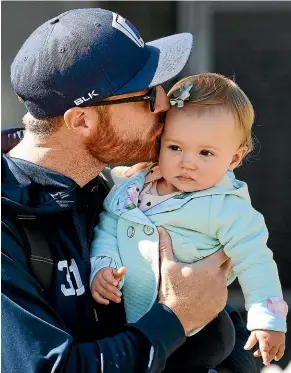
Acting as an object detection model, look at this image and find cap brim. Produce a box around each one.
[114,33,193,95]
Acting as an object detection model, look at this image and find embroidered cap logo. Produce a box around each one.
[112,13,144,48]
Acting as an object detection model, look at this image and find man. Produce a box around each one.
[1,8,260,373]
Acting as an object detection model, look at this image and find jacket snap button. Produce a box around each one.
[143,225,154,235]
[127,226,135,238]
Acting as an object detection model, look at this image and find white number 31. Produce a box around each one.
[58,259,85,296]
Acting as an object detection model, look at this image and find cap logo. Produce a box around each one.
[74,90,99,106]
[112,13,144,48]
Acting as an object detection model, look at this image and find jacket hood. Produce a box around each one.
[1,128,81,215]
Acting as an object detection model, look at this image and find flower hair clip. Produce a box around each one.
[169,82,193,108]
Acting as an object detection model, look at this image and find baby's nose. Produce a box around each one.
[180,158,197,170]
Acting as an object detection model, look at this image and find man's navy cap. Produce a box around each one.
[11,8,193,119]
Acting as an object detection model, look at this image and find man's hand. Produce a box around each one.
[91,267,126,305]
[244,330,285,366]
[158,226,231,334]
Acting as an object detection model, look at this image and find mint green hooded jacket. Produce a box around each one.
[91,166,287,335]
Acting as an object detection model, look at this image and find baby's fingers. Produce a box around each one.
[113,267,127,281]
[275,344,285,361]
[92,290,110,305]
[99,277,122,298]
[103,269,119,287]
[258,337,270,365]
[244,332,258,350]
[253,350,261,358]
[268,346,279,364]
[94,282,121,303]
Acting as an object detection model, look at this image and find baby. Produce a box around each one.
[90,73,287,367]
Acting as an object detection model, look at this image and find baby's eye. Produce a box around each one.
[200,150,213,156]
[168,145,182,151]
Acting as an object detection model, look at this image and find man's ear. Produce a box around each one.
[229,146,248,170]
[64,107,100,138]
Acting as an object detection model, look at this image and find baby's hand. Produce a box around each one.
[91,267,126,305]
[244,330,285,366]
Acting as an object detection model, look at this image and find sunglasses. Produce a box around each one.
[87,87,157,112]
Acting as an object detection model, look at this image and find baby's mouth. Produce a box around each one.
[176,175,194,181]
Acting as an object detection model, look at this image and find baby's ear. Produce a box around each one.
[229,146,248,170]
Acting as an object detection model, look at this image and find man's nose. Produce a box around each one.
[153,86,170,114]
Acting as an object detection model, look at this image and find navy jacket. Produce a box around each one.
[1,128,186,373]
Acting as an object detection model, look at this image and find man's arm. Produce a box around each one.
[1,222,185,373]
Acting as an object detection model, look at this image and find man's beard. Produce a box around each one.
[84,114,164,165]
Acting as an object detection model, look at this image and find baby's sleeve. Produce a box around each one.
[90,210,124,288]
[210,194,287,332]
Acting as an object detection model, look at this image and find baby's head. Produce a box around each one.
[158,73,254,192]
